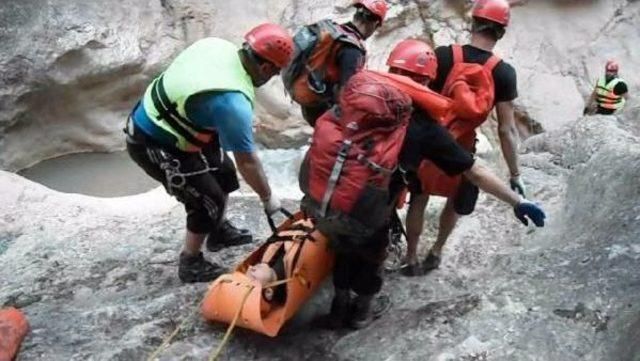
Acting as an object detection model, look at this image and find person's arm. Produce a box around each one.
[233,152,281,214]
[615,81,629,101]
[233,152,271,200]
[463,163,520,206]
[199,92,281,213]
[496,101,525,196]
[414,117,545,226]
[496,101,520,177]
[334,45,365,100]
[464,163,545,226]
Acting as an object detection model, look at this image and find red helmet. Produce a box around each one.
[244,23,294,68]
[386,39,438,80]
[605,59,619,73]
[472,0,510,26]
[354,0,388,22]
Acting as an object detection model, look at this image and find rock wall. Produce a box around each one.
[1,0,638,171]
[0,0,293,171]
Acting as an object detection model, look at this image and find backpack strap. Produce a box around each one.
[483,54,502,72]
[319,139,353,217]
[336,24,366,50]
[452,44,464,64]
[308,21,363,96]
[453,44,502,72]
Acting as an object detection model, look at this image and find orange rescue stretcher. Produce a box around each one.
[0,307,29,361]
[201,210,334,337]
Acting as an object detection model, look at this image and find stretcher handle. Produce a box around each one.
[391,210,408,241]
[265,207,295,234]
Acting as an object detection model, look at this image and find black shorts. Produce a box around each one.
[401,113,478,216]
[400,112,475,176]
[406,170,478,216]
[125,120,239,233]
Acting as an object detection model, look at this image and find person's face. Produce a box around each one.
[605,70,617,80]
[258,61,280,85]
[361,20,380,39]
[357,10,382,39]
[253,60,280,87]
[389,67,431,87]
[247,263,276,286]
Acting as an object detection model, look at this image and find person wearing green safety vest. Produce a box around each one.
[124,23,294,283]
[585,59,629,116]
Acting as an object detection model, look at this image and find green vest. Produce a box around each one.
[595,77,626,112]
[142,38,255,151]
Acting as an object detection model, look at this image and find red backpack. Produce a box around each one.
[282,20,365,107]
[299,70,412,239]
[418,44,501,197]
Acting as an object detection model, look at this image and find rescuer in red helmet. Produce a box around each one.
[401,0,527,276]
[282,0,389,126]
[124,23,294,283]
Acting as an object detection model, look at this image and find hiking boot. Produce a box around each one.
[421,252,441,273]
[313,289,351,329]
[349,293,391,330]
[399,262,425,277]
[206,220,253,252]
[178,252,225,283]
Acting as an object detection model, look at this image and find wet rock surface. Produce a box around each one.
[1,0,639,360]
[1,113,639,360]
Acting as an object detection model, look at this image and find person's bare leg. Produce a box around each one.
[183,230,207,256]
[429,197,460,257]
[405,193,430,265]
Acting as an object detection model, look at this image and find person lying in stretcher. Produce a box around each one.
[246,251,287,304]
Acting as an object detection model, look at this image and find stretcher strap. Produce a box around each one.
[266,207,295,234]
[289,240,307,281]
[266,214,315,244]
[391,210,408,241]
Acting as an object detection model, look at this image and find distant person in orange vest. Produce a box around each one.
[401,0,526,276]
[584,60,629,115]
[282,0,388,126]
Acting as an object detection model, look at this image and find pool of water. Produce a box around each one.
[19,151,158,197]
[19,148,306,199]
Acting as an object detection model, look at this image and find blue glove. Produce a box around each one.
[514,200,546,227]
[509,176,527,198]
